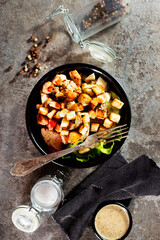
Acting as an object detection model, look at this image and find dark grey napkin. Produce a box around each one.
[52,152,160,240]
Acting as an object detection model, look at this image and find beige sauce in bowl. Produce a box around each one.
[94,204,130,240]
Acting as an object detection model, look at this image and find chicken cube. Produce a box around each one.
[96,77,108,90]
[59,109,69,118]
[96,109,107,119]
[54,111,62,120]
[37,114,49,125]
[98,125,107,132]
[90,98,99,109]
[61,117,69,128]
[79,125,88,135]
[42,81,54,94]
[78,147,90,154]
[69,70,81,86]
[66,111,76,120]
[52,75,63,86]
[61,135,69,145]
[47,109,57,119]
[60,130,69,136]
[84,73,96,82]
[68,131,82,144]
[90,123,100,132]
[66,91,78,101]
[54,123,61,132]
[36,104,42,109]
[88,110,97,119]
[78,93,92,106]
[55,91,64,98]
[60,102,66,109]
[97,92,111,103]
[41,93,49,104]
[103,118,113,128]
[49,100,61,109]
[38,107,49,116]
[109,112,121,123]
[68,103,84,112]
[111,98,124,109]
[82,113,90,123]
[52,74,67,86]
[92,84,104,95]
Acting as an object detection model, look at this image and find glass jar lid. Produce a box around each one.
[12,205,41,233]
[30,179,63,212]
[47,5,120,63]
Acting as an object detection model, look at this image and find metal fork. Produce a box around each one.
[10,124,129,177]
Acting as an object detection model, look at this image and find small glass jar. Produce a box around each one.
[47,0,131,62]
[12,171,65,233]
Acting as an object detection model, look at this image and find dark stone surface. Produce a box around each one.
[0,0,160,239]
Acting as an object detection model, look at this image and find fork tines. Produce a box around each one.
[97,124,129,143]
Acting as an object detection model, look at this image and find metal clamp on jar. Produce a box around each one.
[47,0,131,62]
[11,171,65,233]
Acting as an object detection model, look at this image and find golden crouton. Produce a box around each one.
[66,91,78,101]
[60,102,66,109]
[59,109,69,118]
[60,117,69,128]
[61,135,69,145]
[44,98,52,107]
[90,123,100,132]
[68,103,84,112]
[92,84,104,95]
[54,111,62,120]
[68,131,82,144]
[88,110,97,119]
[60,130,69,136]
[90,98,99,109]
[96,109,107,119]
[78,147,90,154]
[82,87,94,97]
[37,114,49,125]
[82,113,90,123]
[49,100,61,109]
[79,125,88,135]
[54,123,61,132]
[36,104,42,109]
[47,109,57,119]
[97,92,111,103]
[41,93,49,104]
[52,75,63,86]
[42,81,54,94]
[78,93,92,106]
[69,70,81,86]
[38,107,49,116]
[98,125,107,132]
[66,111,76,120]
[96,77,108,90]
[103,118,113,128]
[55,91,64,98]
[111,98,124,109]
[84,73,96,82]
[109,112,121,123]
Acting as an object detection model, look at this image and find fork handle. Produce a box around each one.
[10,144,84,177]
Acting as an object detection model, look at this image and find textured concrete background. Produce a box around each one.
[0,0,160,239]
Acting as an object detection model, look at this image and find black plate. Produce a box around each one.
[26,63,131,168]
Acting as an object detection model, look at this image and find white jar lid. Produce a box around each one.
[12,205,41,233]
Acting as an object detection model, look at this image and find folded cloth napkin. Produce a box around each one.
[52,152,160,240]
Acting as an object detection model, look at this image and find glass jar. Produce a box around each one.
[47,0,131,62]
[12,171,65,233]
